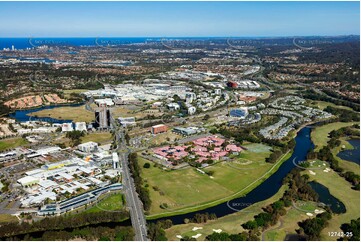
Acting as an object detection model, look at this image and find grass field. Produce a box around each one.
[165,185,288,241]
[303,168,360,241]
[111,106,163,119]
[81,132,113,144]
[29,105,94,122]
[84,193,124,213]
[0,137,28,151]
[0,214,18,223]
[63,89,89,99]
[263,207,309,241]
[140,143,292,218]
[148,131,181,146]
[311,122,357,152]
[308,100,353,111]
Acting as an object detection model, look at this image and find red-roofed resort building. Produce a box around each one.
[152,135,243,164]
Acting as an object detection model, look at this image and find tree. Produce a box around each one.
[143,162,151,169]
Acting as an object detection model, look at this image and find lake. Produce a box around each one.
[8,103,83,123]
[337,139,360,165]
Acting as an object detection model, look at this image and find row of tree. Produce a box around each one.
[0,210,129,238]
[128,152,152,211]
[240,168,320,239]
[307,128,360,190]
[297,211,332,240]
[5,225,134,241]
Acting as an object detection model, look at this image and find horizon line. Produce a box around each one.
[0,34,359,39]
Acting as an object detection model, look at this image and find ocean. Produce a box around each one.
[0,37,212,50]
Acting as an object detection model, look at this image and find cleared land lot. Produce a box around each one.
[63,89,89,99]
[111,106,163,119]
[148,130,182,146]
[139,143,292,217]
[0,214,18,223]
[165,185,288,241]
[81,132,112,144]
[0,137,28,151]
[29,105,94,122]
[311,122,357,152]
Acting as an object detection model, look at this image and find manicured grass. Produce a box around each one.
[331,137,360,175]
[0,137,28,151]
[84,193,124,213]
[140,143,291,218]
[311,122,357,152]
[308,100,353,111]
[303,169,360,241]
[165,185,288,241]
[81,132,113,144]
[0,214,18,223]
[293,200,319,212]
[264,207,309,241]
[29,105,95,122]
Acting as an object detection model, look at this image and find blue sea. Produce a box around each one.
[0,37,212,50]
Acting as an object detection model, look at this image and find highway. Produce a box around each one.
[110,114,148,241]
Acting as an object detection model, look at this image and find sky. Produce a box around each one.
[0,1,359,37]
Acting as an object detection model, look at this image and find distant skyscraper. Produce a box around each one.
[95,104,110,129]
[11,45,15,51]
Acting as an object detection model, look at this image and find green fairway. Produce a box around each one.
[331,137,360,175]
[308,100,353,111]
[165,185,288,241]
[0,137,28,151]
[139,143,291,218]
[303,169,360,241]
[311,122,357,152]
[81,132,113,144]
[264,207,310,241]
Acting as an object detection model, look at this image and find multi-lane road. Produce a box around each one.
[110,114,148,241]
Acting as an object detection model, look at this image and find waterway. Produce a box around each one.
[151,126,315,224]
[2,125,357,239]
[337,139,360,165]
[8,103,83,123]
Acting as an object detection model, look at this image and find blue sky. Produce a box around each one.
[0,1,359,37]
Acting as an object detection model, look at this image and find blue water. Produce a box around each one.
[0,37,211,50]
[8,103,83,123]
[152,126,315,224]
[309,181,346,214]
[337,139,360,165]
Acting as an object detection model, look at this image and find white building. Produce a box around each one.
[75,122,87,132]
[94,98,114,107]
[61,123,73,132]
[118,117,136,127]
[112,152,120,169]
[17,176,40,187]
[167,103,180,111]
[188,106,196,115]
[78,141,99,153]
